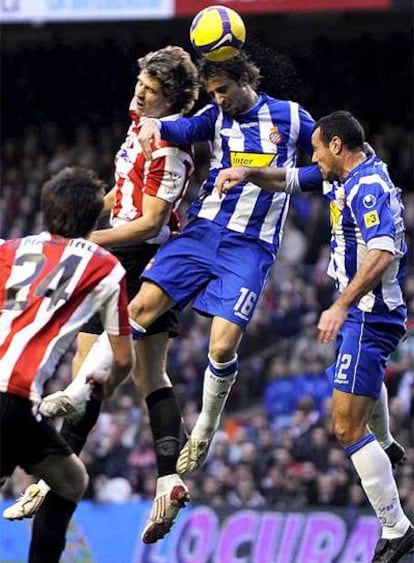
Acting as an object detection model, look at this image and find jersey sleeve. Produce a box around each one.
[349,183,396,253]
[285,165,322,194]
[99,262,131,336]
[143,145,193,203]
[298,164,323,192]
[160,105,217,143]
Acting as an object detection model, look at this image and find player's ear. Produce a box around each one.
[330,136,343,155]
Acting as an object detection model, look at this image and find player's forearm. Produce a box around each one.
[216,164,322,197]
[243,167,288,191]
[108,360,132,390]
[335,249,394,310]
[160,115,211,143]
[246,165,323,193]
[106,336,135,394]
[90,218,162,246]
[103,187,117,213]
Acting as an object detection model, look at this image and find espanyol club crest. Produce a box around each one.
[269,126,282,145]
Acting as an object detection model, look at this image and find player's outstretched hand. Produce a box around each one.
[138,118,162,161]
[215,166,250,198]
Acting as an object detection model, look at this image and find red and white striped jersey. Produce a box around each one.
[111,97,194,244]
[0,232,130,403]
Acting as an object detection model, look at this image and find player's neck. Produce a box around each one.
[242,88,259,112]
[340,151,367,181]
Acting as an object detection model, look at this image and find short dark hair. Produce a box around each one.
[41,167,105,238]
[314,111,365,151]
[198,50,261,90]
[138,46,199,114]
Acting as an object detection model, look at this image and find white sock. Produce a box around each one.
[351,438,411,539]
[192,355,238,439]
[37,480,50,495]
[155,474,182,496]
[65,332,114,402]
[368,383,393,449]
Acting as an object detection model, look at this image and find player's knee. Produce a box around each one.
[57,459,89,503]
[209,342,236,363]
[128,296,144,321]
[69,463,89,502]
[332,415,363,447]
[332,420,350,445]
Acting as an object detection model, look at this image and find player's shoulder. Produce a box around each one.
[66,237,116,264]
[259,93,310,119]
[152,139,194,163]
[194,102,218,118]
[359,155,386,175]
[259,92,293,108]
[0,237,11,249]
[1,232,47,251]
[88,240,118,263]
[0,237,17,256]
[350,156,392,195]
[87,241,127,280]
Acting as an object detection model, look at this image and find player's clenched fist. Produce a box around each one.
[138,118,162,160]
[215,166,250,197]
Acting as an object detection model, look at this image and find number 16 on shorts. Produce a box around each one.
[233,287,257,322]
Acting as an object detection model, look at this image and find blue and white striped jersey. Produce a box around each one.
[324,155,407,315]
[159,93,315,250]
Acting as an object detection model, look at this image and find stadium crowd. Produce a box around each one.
[1,31,413,518]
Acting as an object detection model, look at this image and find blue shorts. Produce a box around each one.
[326,307,406,399]
[142,218,275,329]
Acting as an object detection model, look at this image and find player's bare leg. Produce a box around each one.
[177,317,241,476]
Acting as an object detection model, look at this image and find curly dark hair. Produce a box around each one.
[138,46,199,114]
[42,167,105,238]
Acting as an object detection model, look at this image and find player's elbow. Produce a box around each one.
[147,222,163,238]
[134,216,164,239]
[371,249,394,269]
[382,249,395,265]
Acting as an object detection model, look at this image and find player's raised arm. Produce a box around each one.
[215,166,289,197]
[215,164,323,197]
[138,118,162,160]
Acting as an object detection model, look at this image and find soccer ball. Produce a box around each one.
[190,5,246,62]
